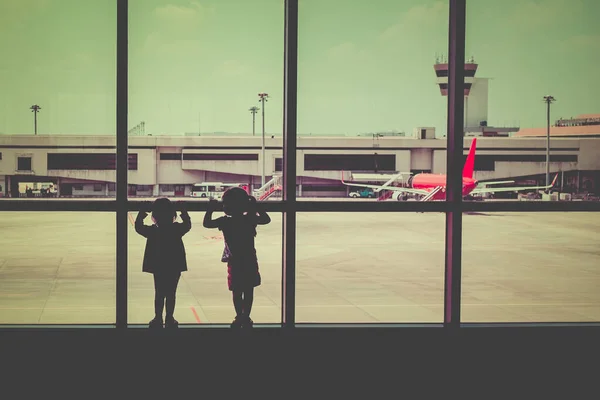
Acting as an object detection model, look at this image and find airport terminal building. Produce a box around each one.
[1,130,599,199]
[1,121,599,199]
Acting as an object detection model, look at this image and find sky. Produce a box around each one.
[0,0,599,136]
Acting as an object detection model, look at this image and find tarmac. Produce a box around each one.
[0,206,598,325]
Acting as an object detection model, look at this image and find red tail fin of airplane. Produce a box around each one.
[462,138,476,179]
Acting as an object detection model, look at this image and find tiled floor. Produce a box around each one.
[0,210,599,324]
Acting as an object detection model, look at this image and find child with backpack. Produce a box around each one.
[203,187,271,328]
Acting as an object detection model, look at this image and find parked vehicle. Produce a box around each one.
[348,188,375,198]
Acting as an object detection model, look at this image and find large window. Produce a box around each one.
[0,0,116,199]
[0,1,598,329]
[182,154,259,161]
[463,0,600,203]
[128,0,284,199]
[47,154,138,170]
[296,0,449,202]
[296,212,444,323]
[304,154,396,172]
[461,212,600,323]
[127,212,282,324]
[0,212,115,324]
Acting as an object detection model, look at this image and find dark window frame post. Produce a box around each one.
[116,0,128,329]
[281,0,298,329]
[444,0,466,329]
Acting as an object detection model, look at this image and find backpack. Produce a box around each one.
[221,241,231,263]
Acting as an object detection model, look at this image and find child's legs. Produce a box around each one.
[164,272,181,318]
[153,274,167,318]
[232,290,243,317]
[242,287,254,317]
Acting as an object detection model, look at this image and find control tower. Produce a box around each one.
[433,55,518,137]
[434,55,478,96]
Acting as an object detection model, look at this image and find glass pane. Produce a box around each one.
[296,212,444,323]
[0,212,115,324]
[128,210,282,325]
[461,212,600,322]
[0,1,116,199]
[296,1,449,202]
[128,0,283,200]
[464,1,600,203]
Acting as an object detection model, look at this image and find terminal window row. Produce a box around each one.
[12,152,579,173]
[468,154,578,171]
[46,154,138,170]
[160,153,259,161]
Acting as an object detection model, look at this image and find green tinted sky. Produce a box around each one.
[0,0,598,136]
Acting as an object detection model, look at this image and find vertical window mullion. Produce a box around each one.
[116,0,128,329]
[282,0,299,329]
[444,0,466,328]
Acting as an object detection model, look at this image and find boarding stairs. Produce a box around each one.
[374,172,405,201]
[420,186,443,201]
[254,175,282,201]
[377,188,394,201]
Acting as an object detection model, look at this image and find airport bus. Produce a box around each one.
[190,182,249,199]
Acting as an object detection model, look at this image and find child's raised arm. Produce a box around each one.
[135,202,153,238]
[177,201,192,235]
[203,200,221,229]
[249,196,271,225]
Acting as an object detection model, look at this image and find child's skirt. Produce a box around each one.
[227,260,261,291]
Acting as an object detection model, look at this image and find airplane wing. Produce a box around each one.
[341,180,431,196]
[471,173,558,194]
[478,180,515,186]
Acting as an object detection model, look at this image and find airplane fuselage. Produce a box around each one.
[410,173,478,200]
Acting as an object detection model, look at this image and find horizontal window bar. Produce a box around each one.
[462,201,600,212]
[126,200,449,213]
[293,201,450,212]
[1,323,596,330]
[0,200,118,211]
[1,200,599,213]
[460,323,600,328]
[127,200,288,213]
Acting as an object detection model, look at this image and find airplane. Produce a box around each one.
[341,137,559,201]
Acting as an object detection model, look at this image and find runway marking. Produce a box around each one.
[201,235,224,241]
[128,212,135,226]
[190,306,202,323]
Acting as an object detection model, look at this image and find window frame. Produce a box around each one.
[0,0,599,329]
[16,155,33,172]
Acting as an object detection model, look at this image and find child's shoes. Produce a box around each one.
[165,316,179,328]
[149,317,163,329]
[230,316,243,328]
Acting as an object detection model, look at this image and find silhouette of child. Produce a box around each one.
[135,198,191,328]
[203,187,271,328]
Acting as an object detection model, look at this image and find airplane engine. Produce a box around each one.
[393,192,408,201]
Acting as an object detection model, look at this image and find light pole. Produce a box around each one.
[543,95,555,187]
[258,93,269,187]
[30,105,41,135]
[249,106,259,136]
